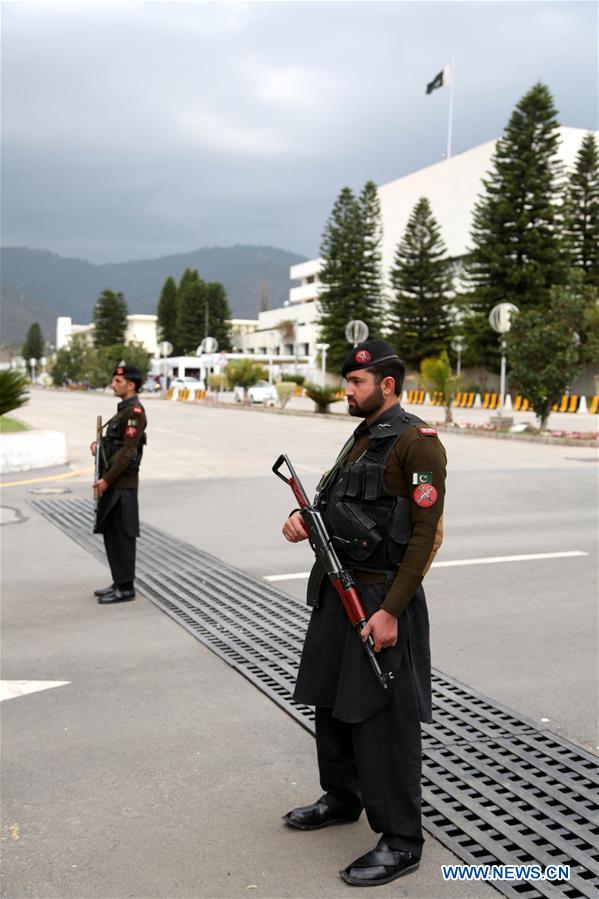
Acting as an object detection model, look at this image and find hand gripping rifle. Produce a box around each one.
[273,454,393,690]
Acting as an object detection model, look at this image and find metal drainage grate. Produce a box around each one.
[32,498,599,899]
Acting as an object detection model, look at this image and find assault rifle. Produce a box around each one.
[273,454,393,690]
[93,415,102,511]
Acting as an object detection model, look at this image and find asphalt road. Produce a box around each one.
[6,388,598,750]
[1,389,596,899]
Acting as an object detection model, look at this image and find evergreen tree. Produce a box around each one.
[318,186,381,370]
[565,132,599,288]
[509,280,586,429]
[175,270,205,354]
[22,322,45,361]
[203,282,233,351]
[156,276,178,348]
[358,180,385,324]
[93,289,128,347]
[388,197,453,367]
[465,82,569,367]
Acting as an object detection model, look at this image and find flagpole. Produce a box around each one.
[446,57,455,159]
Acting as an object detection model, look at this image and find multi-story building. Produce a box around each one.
[234,127,595,369]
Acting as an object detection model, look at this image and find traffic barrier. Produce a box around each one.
[482,393,499,410]
[407,389,426,405]
[430,391,444,405]
[589,396,599,414]
[513,396,531,412]
[551,395,580,413]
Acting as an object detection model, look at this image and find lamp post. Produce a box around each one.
[488,303,519,414]
[316,343,330,386]
[159,340,173,391]
[451,336,465,377]
[29,357,37,382]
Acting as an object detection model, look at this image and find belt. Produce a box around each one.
[352,569,390,586]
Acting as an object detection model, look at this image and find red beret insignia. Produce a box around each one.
[354,349,372,364]
[116,367,124,375]
[133,406,142,413]
[125,426,138,439]
[413,484,438,508]
[419,427,437,437]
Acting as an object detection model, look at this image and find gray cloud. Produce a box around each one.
[1,1,596,262]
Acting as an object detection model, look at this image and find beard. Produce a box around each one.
[347,383,385,418]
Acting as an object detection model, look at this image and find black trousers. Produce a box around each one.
[315,654,424,855]
[101,493,137,587]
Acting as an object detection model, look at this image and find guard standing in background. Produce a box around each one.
[281,339,446,887]
[91,365,147,604]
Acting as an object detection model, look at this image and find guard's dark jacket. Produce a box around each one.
[294,403,446,724]
[94,395,147,535]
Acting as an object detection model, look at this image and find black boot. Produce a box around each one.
[340,838,420,886]
[97,587,136,604]
[94,584,115,597]
[283,794,362,830]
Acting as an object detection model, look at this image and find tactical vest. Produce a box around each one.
[317,407,425,572]
[102,406,146,474]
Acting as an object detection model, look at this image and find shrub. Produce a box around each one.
[0,370,29,416]
[225,360,266,390]
[275,381,296,409]
[281,373,305,386]
[304,383,340,414]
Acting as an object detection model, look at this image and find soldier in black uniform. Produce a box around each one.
[281,339,446,887]
[91,365,147,604]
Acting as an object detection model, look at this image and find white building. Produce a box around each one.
[56,313,159,354]
[234,127,596,364]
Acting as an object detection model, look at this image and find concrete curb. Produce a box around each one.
[0,430,68,474]
[189,398,599,447]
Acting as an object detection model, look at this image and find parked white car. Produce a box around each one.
[234,380,278,404]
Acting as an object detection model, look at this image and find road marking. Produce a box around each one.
[0,680,71,702]
[1,467,93,488]
[264,550,588,582]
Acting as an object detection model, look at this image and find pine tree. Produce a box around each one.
[93,289,128,347]
[156,276,178,348]
[358,180,385,325]
[175,270,205,355]
[318,186,382,370]
[565,132,599,288]
[22,322,45,361]
[465,82,569,367]
[203,282,233,351]
[388,197,453,367]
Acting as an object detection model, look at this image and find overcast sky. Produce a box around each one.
[1,1,597,264]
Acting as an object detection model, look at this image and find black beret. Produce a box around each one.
[113,364,142,382]
[341,339,400,377]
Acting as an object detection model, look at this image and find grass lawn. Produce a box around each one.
[0,416,30,433]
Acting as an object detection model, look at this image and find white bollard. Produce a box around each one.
[402,390,409,404]
[474,394,482,408]
[578,395,588,414]
[424,392,431,405]
[504,393,513,411]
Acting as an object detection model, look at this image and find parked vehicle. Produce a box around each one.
[234,380,277,404]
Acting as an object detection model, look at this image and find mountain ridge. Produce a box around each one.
[1,244,307,345]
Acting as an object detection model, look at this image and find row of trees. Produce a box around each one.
[52,335,151,388]
[317,83,599,425]
[52,289,151,387]
[157,269,232,355]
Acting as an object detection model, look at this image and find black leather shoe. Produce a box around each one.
[94,584,115,597]
[340,839,420,886]
[283,794,361,830]
[97,588,136,604]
